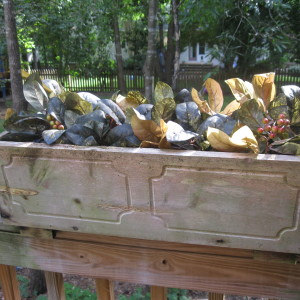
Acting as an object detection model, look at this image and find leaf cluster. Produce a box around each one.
[1,71,300,155]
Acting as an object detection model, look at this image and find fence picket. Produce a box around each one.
[26,66,299,94]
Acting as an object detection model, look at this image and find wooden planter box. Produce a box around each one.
[1,141,300,254]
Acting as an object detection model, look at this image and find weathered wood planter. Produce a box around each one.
[1,141,300,254]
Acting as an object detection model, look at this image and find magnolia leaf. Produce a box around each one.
[64,92,93,115]
[5,108,15,120]
[23,73,49,112]
[166,120,198,144]
[135,104,153,120]
[191,88,214,115]
[0,132,41,142]
[269,136,300,155]
[197,113,236,136]
[268,93,290,121]
[42,129,66,145]
[64,110,81,129]
[4,114,50,135]
[207,126,259,153]
[103,123,140,147]
[116,94,139,112]
[130,108,166,143]
[127,91,148,104]
[151,97,176,124]
[252,72,276,108]
[43,79,63,96]
[154,81,174,103]
[225,78,252,103]
[220,100,241,116]
[205,78,223,113]
[65,124,96,146]
[77,92,100,108]
[175,89,193,103]
[100,98,126,123]
[47,97,65,123]
[175,101,201,131]
[235,99,265,130]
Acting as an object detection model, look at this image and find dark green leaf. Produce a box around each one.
[135,104,153,120]
[151,97,176,124]
[235,99,264,130]
[175,101,201,132]
[154,81,174,103]
[174,89,192,103]
[104,124,141,147]
[100,98,126,123]
[269,135,300,155]
[268,93,289,120]
[77,92,100,109]
[166,121,198,144]
[0,132,41,142]
[23,73,49,112]
[196,113,236,136]
[64,110,81,129]
[4,114,50,135]
[65,124,97,146]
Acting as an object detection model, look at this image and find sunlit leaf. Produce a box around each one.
[268,93,289,121]
[225,78,253,103]
[5,108,15,120]
[220,100,241,116]
[64,92,93,115]
[204,78,223,113]
[166,120,198,144]
[207,126,259,153]
[43,79,64,96]
[23,73,49,112]
[252,72,276,108]
[191,88,214,115]
[42,129,66,145]
[154,81,174,103]
[151,97,176,124]
[130,108,166,144]
[77,92,99,108]
[100,98,126,123]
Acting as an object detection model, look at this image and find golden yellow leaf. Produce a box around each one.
[5,108,15,120]
[207,126,259,154]
[225,78,253,104]
[131,110,167,145]
[205,78,223,113]
[116,94,139,112]
[21,69,30,79]
[191,88,214,115]
[220,100,241,116]
[252,73,276,109]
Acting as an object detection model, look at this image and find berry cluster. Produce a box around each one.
[46,114,65,130]
[257,113,290,139]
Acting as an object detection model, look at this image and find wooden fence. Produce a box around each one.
[29,66,300,94]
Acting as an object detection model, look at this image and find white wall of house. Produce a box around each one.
[180,43,221,66]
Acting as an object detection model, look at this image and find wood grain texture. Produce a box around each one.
[1,142,300,254]
[150,286,167,300]
[44,271,65,300]
[0,232,300,299]
[95,279,114,300]
[0,264,21,300]
[208,292,224,300]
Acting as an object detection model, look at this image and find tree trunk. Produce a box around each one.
[113,17,126,94]
[3,0,26,112]
[164,14,175,86]
[143,0,158,102]
[171,0,180,91]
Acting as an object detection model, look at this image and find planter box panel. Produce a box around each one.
[0,141,300,254]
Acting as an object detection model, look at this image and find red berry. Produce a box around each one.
[279,113,286,119]
[271,126,278,133]
[49,120,55,126]
[284,119,290,125]
[58,124,65,130]
[257,127,264,134]
[277,118,284,126]
[52,124,58,129]
[269,132,276,139]
[278,126,285,133]
[262,117,269,124]
[55,120,61,126]
[264,124,272,131]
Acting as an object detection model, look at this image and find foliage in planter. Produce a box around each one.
[1,71,300,155]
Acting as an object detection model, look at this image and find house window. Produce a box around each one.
[199,44,205,55]
[189,45,197,61]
